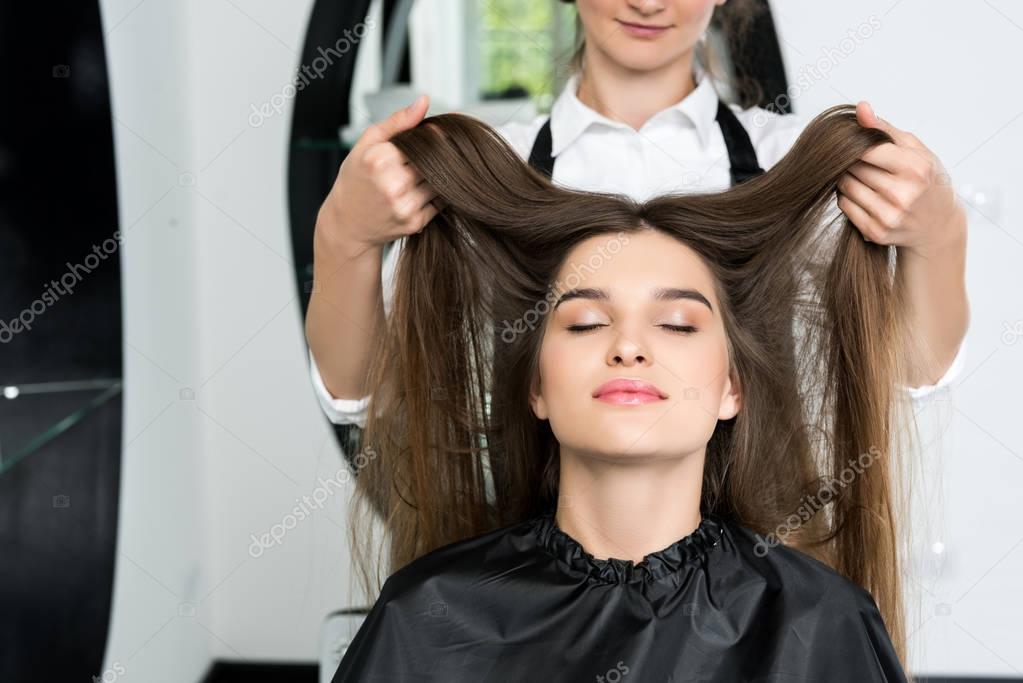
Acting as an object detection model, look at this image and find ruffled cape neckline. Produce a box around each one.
[532,509,725,584]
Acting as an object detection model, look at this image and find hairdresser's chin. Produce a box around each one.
[526,230,742,463]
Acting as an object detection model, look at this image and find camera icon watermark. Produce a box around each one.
[1002,320,1023,346]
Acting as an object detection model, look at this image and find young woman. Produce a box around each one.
[305,0,968,455]
[330,104,912,682]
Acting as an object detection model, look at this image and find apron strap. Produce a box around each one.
[527,118,555,179]
[715,99,765,186]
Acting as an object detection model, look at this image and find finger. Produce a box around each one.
[362,141,407,174]
[846,160,891,190]
[848,161,925,213]
[837,191,890,245]
[856,101,917,148]
[393,182,437,222]
[857,142,921,177]
[838,172,894,224]
[379,165,425,199]
[404,182,438,212]
[409,202,440,234]
[358,94,430,147]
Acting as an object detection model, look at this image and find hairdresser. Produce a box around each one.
[305,0,968,446]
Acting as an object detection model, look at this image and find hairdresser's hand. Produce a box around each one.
[836,101,967,259]
[316,94,441,262]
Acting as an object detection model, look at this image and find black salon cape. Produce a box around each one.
[331,510,907,682]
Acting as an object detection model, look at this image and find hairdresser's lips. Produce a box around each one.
[593,378,668,405]
[616,19,672,39]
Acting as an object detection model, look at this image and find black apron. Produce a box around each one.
[526,98,765,186]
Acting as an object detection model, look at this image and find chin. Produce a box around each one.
[581,425,672,456]
[604,46,690,74]
[607,51,663,70]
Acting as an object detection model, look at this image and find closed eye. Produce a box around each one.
[566,324,604,333]
[566,324,697,334]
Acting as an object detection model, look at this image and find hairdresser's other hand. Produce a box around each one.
[317,93,441,261]
[836,101,967,258]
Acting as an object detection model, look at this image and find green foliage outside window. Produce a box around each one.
[478,0,576,110]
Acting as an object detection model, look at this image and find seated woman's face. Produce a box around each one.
[529,229,741,462]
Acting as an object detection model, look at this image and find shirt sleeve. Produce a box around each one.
[308,236,405,427]
[901,336,967,403]
[308,346,368,428]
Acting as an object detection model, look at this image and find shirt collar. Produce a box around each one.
[548,63,720,157]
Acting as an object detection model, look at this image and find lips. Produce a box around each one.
[593,378,668,404]
[616,19,671,37]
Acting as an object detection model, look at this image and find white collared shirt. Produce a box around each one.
[309,67,966,427]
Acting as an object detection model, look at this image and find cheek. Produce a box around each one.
[538,336,579,401]
[679,0,718,20]
[671,0,718,44]
[577,0,612,26]
[661,331,730,399]
[594,0,619,16]
[658,334,731,441]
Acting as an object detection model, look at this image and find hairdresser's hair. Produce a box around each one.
[347,105,915,668]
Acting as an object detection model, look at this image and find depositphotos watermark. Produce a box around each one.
[499,231,632,344]
[595,660,630,683]
[249,19,376,128]
[1,230,124,344]
[248,446,378,558]
[92,661,126,683]
[752,445,883,557]
[1002,320,1023,345]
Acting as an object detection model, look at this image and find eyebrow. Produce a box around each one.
[553,287,714,312]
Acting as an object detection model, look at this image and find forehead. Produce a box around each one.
[553,230,716,296]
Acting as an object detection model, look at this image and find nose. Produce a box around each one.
[627,0,666,17]
[607,331,650,367]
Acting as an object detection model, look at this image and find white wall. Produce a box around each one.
[101,0,364,680]
[96,0,1023,679]
[100,0,207,680]
[772,0,1023,676]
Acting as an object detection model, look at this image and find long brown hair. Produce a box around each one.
[347,104,914,667]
